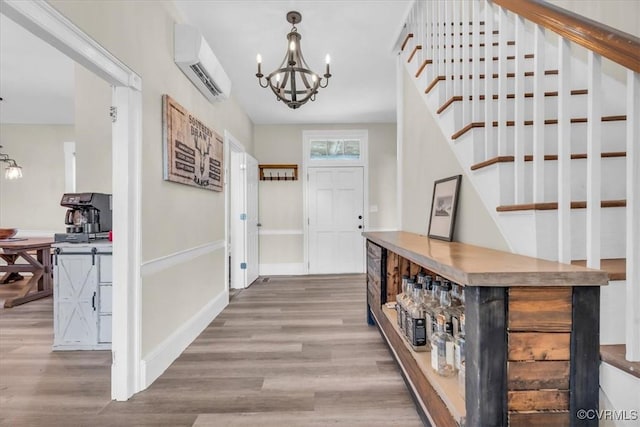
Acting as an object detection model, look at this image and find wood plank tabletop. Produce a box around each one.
[0,238,55,250]
[363,231,608,287]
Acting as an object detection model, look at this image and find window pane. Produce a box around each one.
[310,139,360,160]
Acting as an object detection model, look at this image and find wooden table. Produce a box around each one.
[0,238,54,308]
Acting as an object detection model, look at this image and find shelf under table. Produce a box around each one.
[378,305,466,426]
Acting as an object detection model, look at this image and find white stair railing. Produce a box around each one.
[397,0,640,361]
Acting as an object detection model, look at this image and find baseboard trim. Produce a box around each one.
[141,240,226,277]
[139,288,228,390]
[259,262,306,276]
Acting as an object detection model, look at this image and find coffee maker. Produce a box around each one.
[55,193,112,243]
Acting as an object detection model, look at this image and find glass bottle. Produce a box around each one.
[407,279,427,351]
[454,313,466,372]
[430,314,456,377]
[403,278,416,339]
[435,280,455,336]
[450,282,464,337]
[424,277,442,343]
[396,275,409,331]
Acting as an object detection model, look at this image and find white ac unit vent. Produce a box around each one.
[174,24,231,102]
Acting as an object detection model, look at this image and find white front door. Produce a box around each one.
[245,154,259,285]
[308,167,365,274]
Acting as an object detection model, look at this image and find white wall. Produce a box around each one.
[74,64,112,193]
[548,0,639,38]
[0,124,73,232]
[50,0,254,358]
[401,68,509,251]
[254,123,397,267]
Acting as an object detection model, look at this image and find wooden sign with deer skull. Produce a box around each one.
[162,95,223,191]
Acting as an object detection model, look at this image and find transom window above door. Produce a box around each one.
[310,139,361,161]
[303,130,368,168]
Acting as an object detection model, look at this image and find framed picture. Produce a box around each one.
[427,175,462,241]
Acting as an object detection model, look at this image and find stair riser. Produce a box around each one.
[600,279,627,345]
[494,157,626,204]
[498,207,626,260]
[456,120,628,159]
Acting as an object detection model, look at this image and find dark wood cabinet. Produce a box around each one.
[363,231,607,427]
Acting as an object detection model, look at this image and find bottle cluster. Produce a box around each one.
[395,273,466,395]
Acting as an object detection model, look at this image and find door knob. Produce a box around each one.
[358,225,363,229]
[257,223,262,227]
[358,215,363,220]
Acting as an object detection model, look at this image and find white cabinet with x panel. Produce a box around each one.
[52,242,112,350]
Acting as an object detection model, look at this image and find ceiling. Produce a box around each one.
[0,13,75,124]
[0,1,410,126]
[175,0,411,125]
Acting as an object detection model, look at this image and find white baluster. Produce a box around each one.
[461,0,471,125]
[453,1,462,103]
[497,6,509,204]
[557,37,572,264]
[444,0,452,103]
[497,6,508,158]
[586,51,601,269]
[532,24,546,203]
[472,0,481,125]
[428,0,438,83]
[627,70,640,361]
[514,16,525,203]
[484,1,495,159]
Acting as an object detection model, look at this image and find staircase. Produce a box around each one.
[395,0,639,420]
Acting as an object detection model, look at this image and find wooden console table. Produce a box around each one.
[363,231,609,427]
[0,238,54,308]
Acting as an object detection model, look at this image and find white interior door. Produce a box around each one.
[230,151,245,289]
[308,167,365,274]
[245,154,259,285]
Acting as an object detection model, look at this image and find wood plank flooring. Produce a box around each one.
[1,274,423,426]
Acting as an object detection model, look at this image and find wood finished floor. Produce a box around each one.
[1,274,423,426]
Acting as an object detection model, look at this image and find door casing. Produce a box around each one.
[302,130,369,274]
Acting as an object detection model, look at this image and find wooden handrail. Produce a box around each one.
[493,0,640,72]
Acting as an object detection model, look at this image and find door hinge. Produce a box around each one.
[240,262,247,270]
[240,213,247,220]
[307,218,310,225]
[109,106,118,123]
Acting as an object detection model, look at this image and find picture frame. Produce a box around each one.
[427,175,462,241]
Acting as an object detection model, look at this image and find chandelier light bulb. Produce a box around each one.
[256,54,262,75]
[312,74,317,82]
[325,54,331,64]
[256,54,262,64]
[5,166,22,180]
[289,41,296,51]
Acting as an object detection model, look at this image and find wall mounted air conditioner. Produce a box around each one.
[174,24,231,102]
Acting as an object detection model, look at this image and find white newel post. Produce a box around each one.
[626,70,640,361]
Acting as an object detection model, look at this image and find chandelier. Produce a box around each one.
[0,145,22,180]
[256,11,331,109]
